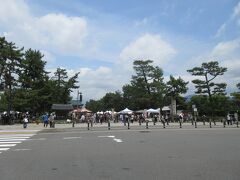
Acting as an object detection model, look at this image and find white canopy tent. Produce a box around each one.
[146,108,160,113]
[119,108,133,114]
[97,111,104,115]
[162,106,171,111]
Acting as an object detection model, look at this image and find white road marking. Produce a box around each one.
[63,137,82,140]
[0,141,21,144]
[26,138,46,141]
[0,144,16,147]
[13,149,31,151]
[0,134,35,137]
[0,132,37,154]
[0,148,10,151]
[0,139,27,141]
[113,138,123,143]
[0,130,39,132]
[98,135,115,138]
[0,137,30,139]
[98,135,123,143]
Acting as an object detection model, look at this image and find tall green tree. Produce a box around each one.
[101,91,124,112]
[187,61,227,99]
[15,49,48,112]
[0,37,24,115]
[85,91,124,112]
[187,61,227,116]
[166,75,188,118]
[122,60,166,109]
[54,68,68,88]
[231,83,240,111]
[19,49,48,89]
[51,68,80,104]
[190,94,231,116]
[190,95,210,115]
[237,83,240,90]
[166,75,188,97]
[85,99,103,112]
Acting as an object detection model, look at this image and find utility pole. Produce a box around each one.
[77,90,79,109]
[79,92,82,108]
[76,91,82,109]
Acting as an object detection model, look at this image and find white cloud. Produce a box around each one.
[36,13,87,53]
[0,0,88,55]
[119,34,177,69]
[199,39,240,93]
[215,2,240,38]
[67,66,127,101]
[134,18,149,26]
[40,50,56,63]
[232,2,240,18]
[182,37,240,95]
[0,0,30,25]
[215,23,226,38]
[211,40,240,77]
[211,39,240,58]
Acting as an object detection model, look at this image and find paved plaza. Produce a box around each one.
[0,123,239,180]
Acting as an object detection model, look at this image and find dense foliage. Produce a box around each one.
[86,60,189,112]
[0,37,80,114]
[1,37,239,117]
[86,60,239,116]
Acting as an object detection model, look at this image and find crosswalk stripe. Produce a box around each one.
[0,130,39,132]
[0,144,16,147]
[0,148,10,151]
[0,139,28,141]
[0,134,35,137]
[0,137,31,139]
[0,132,38,154]
[0,142,21,144]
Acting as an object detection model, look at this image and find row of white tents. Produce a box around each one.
[97,107,171,115]
[119,108,161,114]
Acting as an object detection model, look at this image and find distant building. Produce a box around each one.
[51,104,73,120]
[70,100,83,109]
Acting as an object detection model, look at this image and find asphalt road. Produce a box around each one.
[0,128,239,180]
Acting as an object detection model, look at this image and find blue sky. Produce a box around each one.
[0,0,240,102]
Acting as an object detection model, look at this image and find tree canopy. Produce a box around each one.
[0,37,80,114]
[1,36,239,116]
[187,61,227,99]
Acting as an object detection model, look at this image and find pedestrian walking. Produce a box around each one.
[154,114,158,125]
[80,114,85,123]
[23,116,28,128]
[165,114,169,125]
[179,112,184,128]
[72,112,76,127]
[42,113,49,127]
[49,113,55,128]
[227,114,231,125]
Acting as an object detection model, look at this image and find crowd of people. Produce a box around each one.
[0,110,239,129]
[41,113,56,128]
[70,111,171,126]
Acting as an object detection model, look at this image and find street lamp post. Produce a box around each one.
[77,91,83,109]
[170,87,176,122]
[194,108,198,128]
[79,92,82,107]
[235,111,239,128]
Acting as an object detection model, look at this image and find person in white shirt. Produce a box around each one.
[23,116,28,128]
